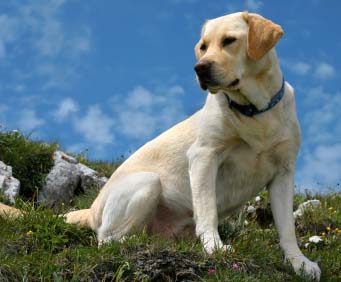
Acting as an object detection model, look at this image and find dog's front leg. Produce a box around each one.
[269,172,321,281]
[187,143,227,254]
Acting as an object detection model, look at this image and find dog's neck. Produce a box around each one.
[223,52,283,110]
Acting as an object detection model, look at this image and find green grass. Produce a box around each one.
[0,130,58,200]
[0,192,340,281]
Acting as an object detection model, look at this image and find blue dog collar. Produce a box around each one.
[224,77,285,117]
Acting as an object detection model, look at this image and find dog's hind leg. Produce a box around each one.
[97,172,162,245]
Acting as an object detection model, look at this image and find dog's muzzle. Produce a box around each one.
[194,60,214,90]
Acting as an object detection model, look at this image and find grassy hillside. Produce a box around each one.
[0,130,340,281]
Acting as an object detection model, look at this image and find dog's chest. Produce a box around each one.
[215,143,277,217]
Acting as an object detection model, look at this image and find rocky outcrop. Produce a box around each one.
[38,151,108,208]
[0,161,20,204]
[38,151,80,208]
[293,199,321,219]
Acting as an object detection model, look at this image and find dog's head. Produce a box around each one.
[194,12,283,94]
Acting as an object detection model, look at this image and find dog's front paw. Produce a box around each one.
[204,241,234,254]
[286,255,321,281]
[217,244,235,253]
[200,232,234,254]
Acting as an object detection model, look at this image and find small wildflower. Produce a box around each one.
[309,235,323,243]
[255,196,261,202]
[208,268,216,274]
[26,230,33,236]
[322,232,326,236]
[338,230,341,234]
[232,263,239,270]
[335,228,339,231]
[326,226,331,231]
[328,207,333,211]
[247,205,256,213]
[304,243,310,248]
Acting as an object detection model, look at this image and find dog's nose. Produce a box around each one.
[194,60,212,77]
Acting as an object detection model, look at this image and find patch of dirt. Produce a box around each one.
[132,249,210,282]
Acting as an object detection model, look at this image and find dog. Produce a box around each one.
[1,12,321,280]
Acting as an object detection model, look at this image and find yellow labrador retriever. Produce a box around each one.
[1,12,320,280]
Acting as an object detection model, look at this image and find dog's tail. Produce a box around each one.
[0,203,22,218]
[1,202,95,230]
[65,209,95,230]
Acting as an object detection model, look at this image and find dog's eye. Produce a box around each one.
[222,37,236,47]
[200,43,207,51]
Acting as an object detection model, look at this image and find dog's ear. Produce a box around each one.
[242,12,283,61]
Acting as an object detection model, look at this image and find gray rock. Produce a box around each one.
[38,152,80,208]
[54,150,78,164]
[38,151,108,208]
[77,163,108,192]
[0,161,20,204]
[293,199,321,219]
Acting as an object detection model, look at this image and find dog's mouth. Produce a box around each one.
[227,79,240,88]
[201,78,240,93]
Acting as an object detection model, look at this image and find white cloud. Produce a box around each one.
[302,88,341,145]
[68,30,92,55]
[283,60,336,79]
[18,109,45,132]
[291,62,311,75]
[297,144,341,189]
[314,62,335,80]
[18,0,66,57]
[302,86,328,107]
[74,105,115,145]
[35,63,77,90]
[0,14,19,58]
[245,0,263,11]
[118,111,157,139]
[126,86,155,109]
[35,19,64,57]
[66,142,88,155]
[112,85,186,140]
[297,86,341,190]
[54,97,79,122]
[2,0,92,91]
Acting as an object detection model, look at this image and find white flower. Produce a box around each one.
[304,243,310,248]
[247,205,256,213]
[308,235,323,244]
[244,220,249,226]
[255,196,261,202]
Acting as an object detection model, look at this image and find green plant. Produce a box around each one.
[0,130,58,199]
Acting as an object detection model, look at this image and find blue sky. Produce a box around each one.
[0,0,340,191]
